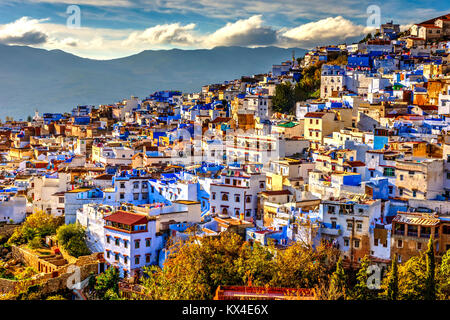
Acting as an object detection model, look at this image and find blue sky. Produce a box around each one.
[0,0,448,59]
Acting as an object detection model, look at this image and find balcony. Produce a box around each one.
[321,226,341,236]
[394,230,404,236]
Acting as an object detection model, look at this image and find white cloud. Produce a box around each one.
[203,15,277,47]
[28,0,132,6]
[281,16,373,47]
[0,14,380,59]
[123,23,197,46]
[0,17,50,45]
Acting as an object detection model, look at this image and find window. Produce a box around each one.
[133,182,139,189]
[146,255,151,263]
[133,193,139,200]
[146,239,151,247]
[417,242,422,250]
[383,167,395,177]
[135,240,140,249]
[142,193,148,200]
[106,236,110,244]
[115,238,120,246]
[397,239,403,248]
[246,196,251,203]
[344,239,349,247]
[225,178,230,184]
[106,251,110,259]
[120,183,125,189]
[347,222,353,230]
[115,253,119,261]
[399,188,403,196]
[135,256,140,265]
[374,238,379,246]
[331,220,337,229]
[212,192,216,200]
[124,240,128,248]
[124,256,128,264]
[221,193,228,201]
[412,190,417,197]
[120,193,125,199]
[354,239,360,248]
[356,222,362,231]
[388,186,393,194]
[59,197,64,204]
[399,175,404,181]
[370,171,374,178]
[235,194,240,202]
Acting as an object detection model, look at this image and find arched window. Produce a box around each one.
[222,207,228,215]
[222,194,228,201]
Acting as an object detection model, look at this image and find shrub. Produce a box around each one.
[56,224,90,258]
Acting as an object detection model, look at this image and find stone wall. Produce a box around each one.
[0,224,19,238]
[1,248,102,297]
[11,245,64,274]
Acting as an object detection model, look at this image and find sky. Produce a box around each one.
[0,0,448,59]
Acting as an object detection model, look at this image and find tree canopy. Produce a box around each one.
[56,224,90,258]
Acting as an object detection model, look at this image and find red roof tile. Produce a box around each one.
[104,211,148,226]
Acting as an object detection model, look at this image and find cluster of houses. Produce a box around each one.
[1,14,450,279]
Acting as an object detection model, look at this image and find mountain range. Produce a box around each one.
[0,45,306,120]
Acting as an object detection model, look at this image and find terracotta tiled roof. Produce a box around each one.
[104,211,148,225]
[304,112,325,118]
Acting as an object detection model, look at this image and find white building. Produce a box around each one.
[210,164,266,222]
[0,193,27,223]
[104,210,162,278]
[76,203,114,253]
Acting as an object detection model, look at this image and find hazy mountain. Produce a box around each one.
[0,44,306,120]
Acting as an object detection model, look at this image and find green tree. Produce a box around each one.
[329,257,347,299]
[397,255,426,300]
[350,255,376,300]
[386,254,399,300]
[95,267,120,299]
[46,294,66,300]
[438,249,450,299]
[7,211,61,246]
[270,242,339,289]
[29,236,43,249]
[424,236,436,300]
[272,82,294,113]
[56,224,90,258]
